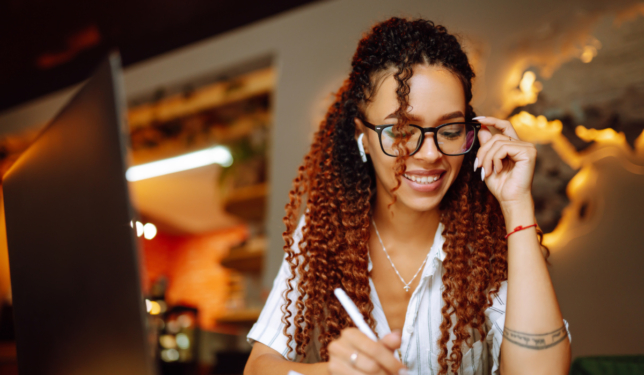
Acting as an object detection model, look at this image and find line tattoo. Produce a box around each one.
[503,326,568,350]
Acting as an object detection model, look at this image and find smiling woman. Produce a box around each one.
[243,17,571,375]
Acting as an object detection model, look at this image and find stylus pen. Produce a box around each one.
[334,288,402,361]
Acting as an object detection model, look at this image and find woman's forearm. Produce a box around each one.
[499,198,571,375]
[244,351,328,375]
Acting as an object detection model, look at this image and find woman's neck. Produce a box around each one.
[371,190,441,256]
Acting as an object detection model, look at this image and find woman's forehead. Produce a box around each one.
[366,64,465,123]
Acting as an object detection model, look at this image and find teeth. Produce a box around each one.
[404,173,441,184]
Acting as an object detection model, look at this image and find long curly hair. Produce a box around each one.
[280,17,546,374]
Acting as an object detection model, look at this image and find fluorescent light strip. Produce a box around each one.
[126,146,233,181]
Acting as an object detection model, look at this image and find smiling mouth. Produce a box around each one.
[403,172,443,185]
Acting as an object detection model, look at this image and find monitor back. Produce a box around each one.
[2,52,155,375]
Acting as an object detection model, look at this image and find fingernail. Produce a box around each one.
[474,157,478,171]
[399,369,409,375]
[494,164,498,174]
[481,167,485,181]
[472,116,486,120]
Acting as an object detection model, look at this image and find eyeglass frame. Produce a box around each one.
[359,118,482,157]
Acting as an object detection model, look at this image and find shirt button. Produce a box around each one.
[406,326,414,334]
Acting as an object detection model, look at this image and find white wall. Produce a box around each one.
[1,0,643,360]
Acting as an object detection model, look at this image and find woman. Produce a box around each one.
[244,17,571,375]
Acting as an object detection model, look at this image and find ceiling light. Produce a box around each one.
[126,146,233,181]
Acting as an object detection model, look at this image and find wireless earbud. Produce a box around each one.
[357,133,367,163]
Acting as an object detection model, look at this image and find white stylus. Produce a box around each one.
[334,288,378,340]
[334,288,402,361]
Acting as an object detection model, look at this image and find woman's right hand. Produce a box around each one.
[327,328,408,375]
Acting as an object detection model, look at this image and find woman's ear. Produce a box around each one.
[354,118,369,162]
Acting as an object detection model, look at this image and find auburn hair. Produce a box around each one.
[280,17,547,374]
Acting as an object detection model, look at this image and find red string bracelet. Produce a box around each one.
[505,224,537,239]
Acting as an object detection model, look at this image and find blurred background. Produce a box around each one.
[0,0,643,374]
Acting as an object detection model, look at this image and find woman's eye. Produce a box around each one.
[384,127,414,138]
[442,131,462,139]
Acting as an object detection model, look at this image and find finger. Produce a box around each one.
[481,140,506,179]
[483,138,513,175]
[380,331,402,352]
[328,354,364,375]
[482,141,532,179]
[477,124,493,147]
[473,116,520,140]
[342,329,405,375]
[328,340,384,375]
[476,134,508,170]
[492,144,511,175]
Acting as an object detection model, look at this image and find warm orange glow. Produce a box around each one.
[149,300,162,315]
[580,45,597,63]
[510,111,562,143]
[575,125,627,145]
[614,3,644,26]
[502,64,644,249]
[509,111,582,169]
[499,70,544,116]
[519,71,539,97]
[566,166,595,199]
[36,25,102,69]
[636,130,644,154]
[542,166,599,248]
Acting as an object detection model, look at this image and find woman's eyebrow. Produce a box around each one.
[383,110,465,122]
[438,111,465,122]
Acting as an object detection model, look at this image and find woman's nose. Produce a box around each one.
[413,133,442,162]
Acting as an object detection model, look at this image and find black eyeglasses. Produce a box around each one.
[361,118,481,157]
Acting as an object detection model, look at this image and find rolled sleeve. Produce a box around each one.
[247,255,297,359]
[247,216,307,361]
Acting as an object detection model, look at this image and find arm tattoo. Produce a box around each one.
[502,326,568,350]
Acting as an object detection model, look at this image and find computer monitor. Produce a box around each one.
[2,52,155,375]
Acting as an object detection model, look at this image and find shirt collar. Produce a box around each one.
[367,222,446,273]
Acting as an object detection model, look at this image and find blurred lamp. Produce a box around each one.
[143,223,157,240]
[126,146,233,181]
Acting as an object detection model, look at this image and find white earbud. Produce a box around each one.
[357,133,367,163]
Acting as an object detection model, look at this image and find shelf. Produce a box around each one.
[223,183,268,221]
[221,236,265,272]
[128,67,275,128]
[216,308,261,325]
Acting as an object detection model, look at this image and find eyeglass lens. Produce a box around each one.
[380,123,476,156]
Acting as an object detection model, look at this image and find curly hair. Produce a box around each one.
[280,17,546,374]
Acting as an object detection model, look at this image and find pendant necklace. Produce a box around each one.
[371,218,431,292]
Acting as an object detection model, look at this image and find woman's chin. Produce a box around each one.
[397,195,443,213]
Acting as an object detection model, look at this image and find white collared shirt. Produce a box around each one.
[247,216,571,374]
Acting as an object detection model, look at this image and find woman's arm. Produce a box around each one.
[244,342,328,375]
[476,116,571,375]
[498,199,571,374]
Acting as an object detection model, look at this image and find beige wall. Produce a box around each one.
[1,0,643,359]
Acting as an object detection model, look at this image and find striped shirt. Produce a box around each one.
[247,216,571,374]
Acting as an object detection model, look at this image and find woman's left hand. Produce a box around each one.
[474,116,536,209]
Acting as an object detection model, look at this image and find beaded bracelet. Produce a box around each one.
[505,224,537,239]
